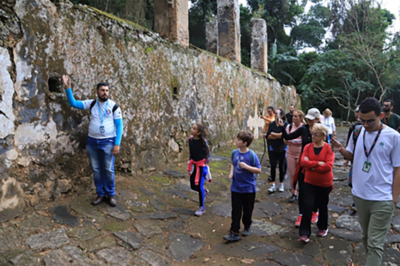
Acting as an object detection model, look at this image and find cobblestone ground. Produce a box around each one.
[1,128,399,266]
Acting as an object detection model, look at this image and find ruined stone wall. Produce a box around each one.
[0,0,296,221]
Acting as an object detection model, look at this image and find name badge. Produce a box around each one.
[100,126,105,133]
[362,161,371,173]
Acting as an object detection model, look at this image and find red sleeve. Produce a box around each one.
[314,144,335,172]
[300,144,319,168]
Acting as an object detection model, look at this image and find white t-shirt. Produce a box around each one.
[323,116,336,135]
[346,126,400,201]
[82,99,122,139]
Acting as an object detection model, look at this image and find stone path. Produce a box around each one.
[1,128,400,266]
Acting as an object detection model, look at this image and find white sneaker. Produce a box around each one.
[279,183,284,192]
[195,207,205,216]
[268,184,276,193]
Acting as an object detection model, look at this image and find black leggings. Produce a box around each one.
[299,182,332,237]
[297,169,317,215]
[269,150,286,183]
[190,167,206,207]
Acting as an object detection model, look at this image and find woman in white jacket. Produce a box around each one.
[322,109,336,141]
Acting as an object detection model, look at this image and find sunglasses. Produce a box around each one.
[358,118,375,126]
[383,104,391,108]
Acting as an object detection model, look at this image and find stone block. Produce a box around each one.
[154,0,188,46]
[0,177,25,223]
[251,18,268,73]
[218,0,241,62]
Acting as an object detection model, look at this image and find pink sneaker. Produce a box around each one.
[318,229,329,237]
[299,235,309,243]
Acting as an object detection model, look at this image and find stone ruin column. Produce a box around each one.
[205,16,218,55]
[251,18,268,73]
[217,0,241,62]
[154,0,189,47]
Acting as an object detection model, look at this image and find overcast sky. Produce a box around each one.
[238,0,399,34]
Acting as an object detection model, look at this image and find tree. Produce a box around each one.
[189,0,217,49]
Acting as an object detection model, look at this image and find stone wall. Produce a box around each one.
[0,0,296,221]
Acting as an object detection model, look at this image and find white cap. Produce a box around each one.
[305,108,321,120]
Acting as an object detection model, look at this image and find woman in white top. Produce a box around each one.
[323,109,336,141]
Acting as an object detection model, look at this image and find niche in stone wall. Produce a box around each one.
[48,74,63,93]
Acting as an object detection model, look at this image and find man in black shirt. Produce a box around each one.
[286,104,295,124]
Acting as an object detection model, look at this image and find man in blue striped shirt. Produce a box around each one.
[62,75,123,207]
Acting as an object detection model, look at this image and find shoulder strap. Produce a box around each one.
[249,149,256,166]
[90,100,119,113]
[112,104,119,113]
[289,123,293,132]
[231,149,239,162]
[353,125,362,143]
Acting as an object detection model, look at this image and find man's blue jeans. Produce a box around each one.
[86,137,116,197]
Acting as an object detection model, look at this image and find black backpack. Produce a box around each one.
[89,100,119,115]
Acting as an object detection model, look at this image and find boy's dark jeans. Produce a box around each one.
[230,191,256,233]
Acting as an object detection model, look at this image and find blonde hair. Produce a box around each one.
[312,124,328,136]
[323,108,332,116]
[293,110,306,124]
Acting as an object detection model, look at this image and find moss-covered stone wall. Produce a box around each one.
[0,0,296,219]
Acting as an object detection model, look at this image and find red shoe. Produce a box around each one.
[311,212,319,223]
[295,215,302,227]
[299,235,309,243]
[318,229,329,237]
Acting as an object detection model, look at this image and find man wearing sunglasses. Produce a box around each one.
[332,97,400,266]
[381,99,400,132]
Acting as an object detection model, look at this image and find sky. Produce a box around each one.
[237,0,400,34]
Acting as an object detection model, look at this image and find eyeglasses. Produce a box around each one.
[358,118,375,126]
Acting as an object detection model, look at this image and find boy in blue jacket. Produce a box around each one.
[224,131,261,241]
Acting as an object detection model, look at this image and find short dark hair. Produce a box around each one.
[96,82,109,90]
[267,106,275,112]
[359,97,381,117]
[237,131,254,147]
[384,99,394,107]
[290,104,295,107]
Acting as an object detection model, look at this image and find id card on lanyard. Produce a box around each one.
[98,100,109,134]
[361,125,383,173]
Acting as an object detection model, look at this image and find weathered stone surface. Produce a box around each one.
[150,198,167,211]
[335,214,361,231]
[51,205,78,227]
[67,226,100,242]
[163,170,186,178]
[96,247,133,266]
[218,0,241,62]
[165,219,185,232]
[206,16,218,54]
[134,220,163,237]
[253,201,284,218]
[138,249,172,266]
[212,203,231,217]
[0,177,25,223]
[113,231,142,250]
[100,203,130,221]
[266,190,292,199]
[82,236,115,252]
[383,244,400,266]
[211,241,280,257]
[164,189,189,199]
[320,238,352,266]
[168,233,205,262]
[329,228,362,242]
[386,234,400,244]
[25,228,69,250]
[268,251,320,266]
[0,226,23,254]
[392,216,400,232]
[251,220,288,237]
[282,205,299,222]
[43,246,104,266]
[154,0,189,46]
[70,198,104,223]
[9,251,41,266]
[328,203,348,213]
[137,212,177,220]
[272,237,321,257]
[15,212,52,233]
[251,18,268,73]
[56,179,71,193]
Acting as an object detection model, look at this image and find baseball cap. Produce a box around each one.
[305,108,321,120]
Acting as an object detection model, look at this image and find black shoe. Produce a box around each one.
[91,196,104,206]
[108,196,117,207]
[289,194,297,203]
[242,228,251,236]
[223,231,241,241]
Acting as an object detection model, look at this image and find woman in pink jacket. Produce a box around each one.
[286,110,305,203]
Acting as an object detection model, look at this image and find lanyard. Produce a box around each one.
[97,99,109,124]
[363,124,383,159]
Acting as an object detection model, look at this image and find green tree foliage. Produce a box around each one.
[240,5,253,67]
[188,0,217,49]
